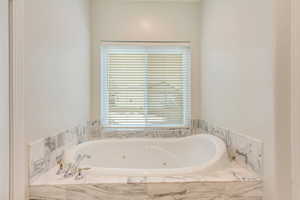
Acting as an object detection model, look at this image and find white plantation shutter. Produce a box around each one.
[101,44,191,127]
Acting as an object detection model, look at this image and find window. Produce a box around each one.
[101,43,191,128]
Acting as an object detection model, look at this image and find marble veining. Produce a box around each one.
[199,120,263,175]
[30,182,263,200]
[29,161,262,200]
[29,122,91,183]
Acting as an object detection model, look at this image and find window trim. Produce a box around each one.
[100,43,191,128]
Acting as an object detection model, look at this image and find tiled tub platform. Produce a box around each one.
[29,163,263,200]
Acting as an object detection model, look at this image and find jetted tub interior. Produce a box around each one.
[65,134,230,176]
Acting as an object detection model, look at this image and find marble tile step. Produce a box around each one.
[29,180,263,200]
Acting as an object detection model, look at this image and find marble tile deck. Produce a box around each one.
[29,162,263,200]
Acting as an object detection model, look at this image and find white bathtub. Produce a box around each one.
[65,134,230,176]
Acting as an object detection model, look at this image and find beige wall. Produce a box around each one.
[0,0,10,199]
[199,0,274,141]
[24,0,91,142]
[90,0,201,120]
[199,0,292,199]
[291,0,300,198]
[273,0,292,199]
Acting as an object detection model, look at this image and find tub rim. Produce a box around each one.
[64,134,230,176]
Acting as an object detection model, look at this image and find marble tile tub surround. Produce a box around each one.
[199,120,264,175]
[30,181,262,200]
[29,122,91,183]
[29,161,262,200]
[29,119,263,183]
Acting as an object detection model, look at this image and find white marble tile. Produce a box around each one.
[29,185,67,200]
[224,181,263,198]
[225,197,262,200]
[66,184,148,200]
[29,139,47,182]
[29,160,262,200]
[199,120,264,175]
[147,182,226,200]
[30,181,261,200]
[31,161,260,186]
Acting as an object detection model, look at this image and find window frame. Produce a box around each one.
[100,43,191,128]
